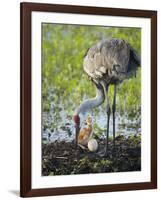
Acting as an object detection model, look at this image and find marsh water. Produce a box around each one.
[42,94,141,144]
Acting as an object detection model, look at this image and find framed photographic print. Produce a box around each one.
[20,2,157,197]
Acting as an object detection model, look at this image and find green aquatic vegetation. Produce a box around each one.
[127,134,141,146]
[42,101,50,112]
[72,156,113,174]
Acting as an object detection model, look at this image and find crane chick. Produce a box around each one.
[78,115,93,148]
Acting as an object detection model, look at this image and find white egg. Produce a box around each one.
[88,139,98,152]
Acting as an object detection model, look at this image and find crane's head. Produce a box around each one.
[73,115,80,127]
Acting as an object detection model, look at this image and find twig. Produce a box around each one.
[78,144,88,150]
[55,156,68,160]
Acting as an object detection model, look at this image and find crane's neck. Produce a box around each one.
[74,84,105,116]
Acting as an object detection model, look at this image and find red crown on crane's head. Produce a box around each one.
[73,115,80,126]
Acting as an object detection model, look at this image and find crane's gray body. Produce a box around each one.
[83,39,140,86]
[74,38,140,116]
[74,39,141,152]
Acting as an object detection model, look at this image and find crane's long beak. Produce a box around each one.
[73,115,80,148]
[75,124,80,148]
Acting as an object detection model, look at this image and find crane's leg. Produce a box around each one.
[105,100,111,156]
[100,82,110,157]
[112,84,117,149]
[75,126,79,148]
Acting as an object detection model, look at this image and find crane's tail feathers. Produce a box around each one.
[130,47,141,66]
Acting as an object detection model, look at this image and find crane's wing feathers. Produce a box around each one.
[83,39,140,83]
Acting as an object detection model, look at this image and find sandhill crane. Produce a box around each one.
[73,38,140,156]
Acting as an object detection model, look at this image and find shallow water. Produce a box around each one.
[42,100,141,143]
